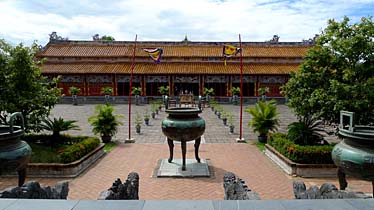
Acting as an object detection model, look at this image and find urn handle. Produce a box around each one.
[9,112,25,133]
[339,111,355,132]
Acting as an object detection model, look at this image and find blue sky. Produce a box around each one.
[0,0,373,46]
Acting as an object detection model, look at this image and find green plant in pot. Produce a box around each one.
[203,87,214,106]
[221,110,228,126]
[135,112,142,134]
[131,87,142,105]
[258,87,269,101]
[143,108,150,126]
[88,105,123,143]
[101,86,113,105]
[231,87,240,105]
[158,86,169,105]
[228,113,235,134]
[158,85,169,95]
[246,100,279,143]
[68,86,81,105]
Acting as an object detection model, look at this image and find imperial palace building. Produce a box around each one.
[37,34,313,101]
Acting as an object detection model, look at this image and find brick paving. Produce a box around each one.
[0,103,372,200]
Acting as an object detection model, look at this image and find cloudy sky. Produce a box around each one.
[0,0,373,46]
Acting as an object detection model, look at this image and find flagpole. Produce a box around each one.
[126,34,137,143]
[238,34,244,142]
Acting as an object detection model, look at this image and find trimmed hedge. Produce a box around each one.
[24,133,90,145]
[60,137,101,163]
[268,133,334,164]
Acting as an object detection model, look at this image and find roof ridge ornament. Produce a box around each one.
[267,35,280,43]
[49,32,69,42]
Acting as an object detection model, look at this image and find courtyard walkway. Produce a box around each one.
[0,104,371,199]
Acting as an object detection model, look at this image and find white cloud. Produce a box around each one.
[0,0,373,46]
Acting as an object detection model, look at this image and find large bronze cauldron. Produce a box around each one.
[332,111,374,196]
[161,107,205,171]
[0,112,32,186]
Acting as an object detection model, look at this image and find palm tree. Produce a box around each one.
[40,117,80,138]
[246,100,279,142]
[88,105,123,143]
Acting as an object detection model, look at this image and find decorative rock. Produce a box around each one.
[293,181,371,199]
[0,181,69,199]
[98,172,139,200]
[223,172,260,200]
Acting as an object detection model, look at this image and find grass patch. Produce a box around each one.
[255,142,266,152]
[104,141,118,152]
[29,143,65,163]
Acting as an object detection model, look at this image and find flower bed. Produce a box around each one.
[268,133,334,164]
[1,135,105,178]
[264,133,337,178]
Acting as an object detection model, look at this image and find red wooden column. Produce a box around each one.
[141,75,146,96]
[169,75,173,96]
[113,74,118,96]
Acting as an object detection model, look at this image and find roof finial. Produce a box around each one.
[182,35,189,44]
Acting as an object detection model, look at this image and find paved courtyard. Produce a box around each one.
[0,103,372,200]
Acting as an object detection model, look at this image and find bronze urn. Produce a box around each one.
[161,107,205,171]
[332,111,374,196]
[0,112,32,186]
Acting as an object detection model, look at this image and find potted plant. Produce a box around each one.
[210,99,217,111]
[203,87,214,106]
[101,86,113,105]
[221,110,228,126]
[143,108,150,125]
[246,100,279,143]
[258,87,270,101]
[158,85,169,95]
[228,113,235,134]
[88,105,123,143]
[131,87,142,105]
[68,86,81,105]
[135,112,142,134]
[151,102,158,118]
[158,86,169,105]
[231,87,240,105]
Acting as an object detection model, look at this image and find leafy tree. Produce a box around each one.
[101,35,115,41]
[285,16,374,125]
[0,40,61,131]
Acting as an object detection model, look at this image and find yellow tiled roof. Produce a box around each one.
[41,63,299,75]
[40,44,309,58]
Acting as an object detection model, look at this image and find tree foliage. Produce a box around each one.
[0,40,61,131]
[285,16,374,125]
[101,35,115,41]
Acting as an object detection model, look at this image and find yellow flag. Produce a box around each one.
[223,45,241,66]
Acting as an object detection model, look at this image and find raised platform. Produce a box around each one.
[156,159,210,177]
[1,199,373,210]
[264,144,337,178]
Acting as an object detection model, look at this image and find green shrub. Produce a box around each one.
[287,115,324,145]
[23,134,89,145]
[60,137,100,163]
[268,133,334,164]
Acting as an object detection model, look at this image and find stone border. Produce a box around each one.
[264,144,337,178]
[1,144,105,178]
